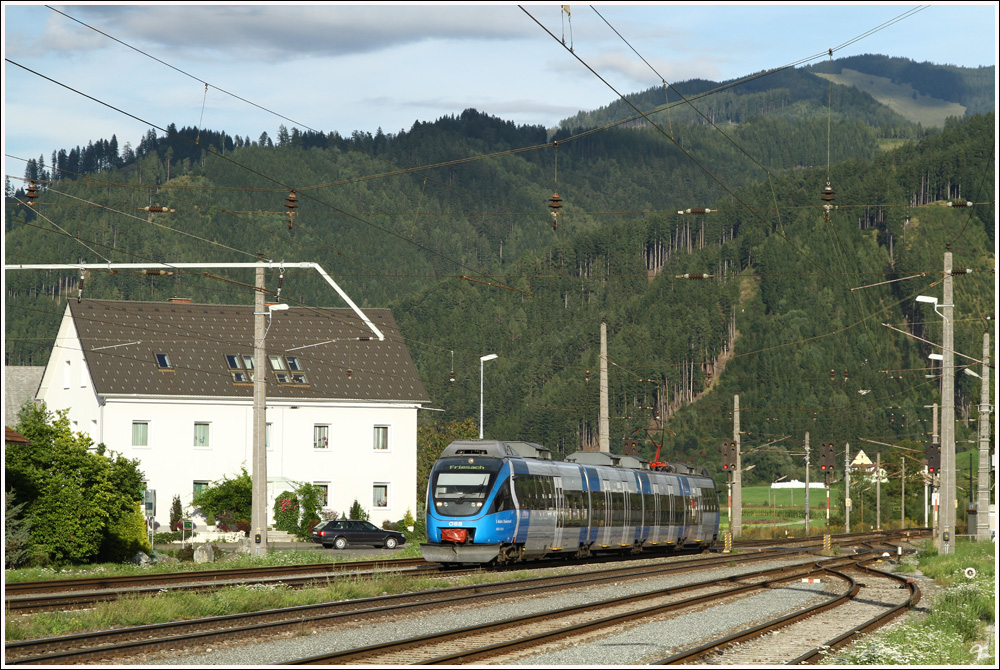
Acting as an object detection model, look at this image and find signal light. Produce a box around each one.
[721,441,737,471]
[926,443,941,474]
[818,442,835,472]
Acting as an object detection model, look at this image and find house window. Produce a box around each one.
[373,426,389,451]
[155,353,173,369]
[313,425,330,449]
[286,356,303,371]
[193,480,210,497]
[314,483,329,507]
[132,421,149,448]
[227,354,254,383]
[193,422,211,448]
[268,355,286,370]
[373,483,389,509]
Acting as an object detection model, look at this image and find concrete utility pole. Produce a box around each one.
[931,402,939,539]
[844,443,851,531]
[804,432,810,534]
[599,318,609,453]
[733,395,742,537]
[940,252,955,554]
[252,264,268,556]
[901,457,905,529]
[976,332,992,541]
[876,451,881,531]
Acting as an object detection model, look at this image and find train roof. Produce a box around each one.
[440,441,711,478]
[441,440,552,460]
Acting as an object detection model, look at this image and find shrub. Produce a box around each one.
[273,491,300,533]
[348,499,369,521]
[170,495,183,528]
[4,490,33,569]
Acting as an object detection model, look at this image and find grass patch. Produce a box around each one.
[4,542,425,584]
[3,559,568,642]
[821,539,996,665]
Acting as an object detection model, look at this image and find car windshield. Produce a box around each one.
[429,457,503,517]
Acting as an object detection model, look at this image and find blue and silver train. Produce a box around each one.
[421,439,720,564]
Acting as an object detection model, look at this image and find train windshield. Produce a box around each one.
[430,457,504,517]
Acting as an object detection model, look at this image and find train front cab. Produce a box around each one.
[421,441,528,564]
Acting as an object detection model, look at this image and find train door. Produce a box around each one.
[648,478,662,545]
[619,477,631,547]
[552,475,565,550]
[600,478,613,547]
[677,477,691,544]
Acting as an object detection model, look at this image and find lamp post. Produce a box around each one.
[479,354,498,439]
[917,280,956,555]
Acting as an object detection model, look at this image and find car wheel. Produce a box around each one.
[384,537,398,550]
[334,537,348,550]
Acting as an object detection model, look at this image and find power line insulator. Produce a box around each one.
[821,183,835,222]
[285,190,298,230]
[25,181,39,206]
[548,191,563,229]
[449,371,456,384]
[946,201,972,208]
[143,206,176,213]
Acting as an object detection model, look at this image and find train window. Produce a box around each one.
[429,458,503,517]
[487,480,515,514]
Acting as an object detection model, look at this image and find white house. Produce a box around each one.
[34,298,429,529]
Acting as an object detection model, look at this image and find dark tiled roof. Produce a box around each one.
[5,426,32,444]
[69,300,429,403]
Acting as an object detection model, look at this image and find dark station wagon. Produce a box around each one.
[311,519,406,550]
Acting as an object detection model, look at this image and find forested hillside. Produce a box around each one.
[5,58,994,488]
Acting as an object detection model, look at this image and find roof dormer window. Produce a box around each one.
[225,354,255,383]
[155,353,173,370]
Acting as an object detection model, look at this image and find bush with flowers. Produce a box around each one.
[272,491,300,533]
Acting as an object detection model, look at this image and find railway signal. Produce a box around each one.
[819,442,836,473]
[720,441,737,471]
[926,443,941,474]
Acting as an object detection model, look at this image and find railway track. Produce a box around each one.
[5,529,924,614]
[281,549,919,665]
[4,557,435,612]
[4,548,817,664]
[653,557,919,664]
[5,531,925,665]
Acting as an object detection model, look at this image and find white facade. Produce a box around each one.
[34,303,423,530]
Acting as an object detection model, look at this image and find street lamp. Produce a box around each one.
[916,287,956,554]
[479,354,498,439]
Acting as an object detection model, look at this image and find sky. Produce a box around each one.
[3,2,997,182]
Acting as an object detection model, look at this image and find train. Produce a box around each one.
[421,439,720,565]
